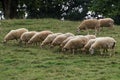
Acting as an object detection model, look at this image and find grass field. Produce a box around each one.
[0,18,120,80]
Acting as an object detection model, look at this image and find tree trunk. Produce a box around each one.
[10,0,18,19]
[0,0,18,19]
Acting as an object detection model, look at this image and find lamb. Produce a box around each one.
[3,28,28,43]
[89,37,116,56]
[77,19,100,35]
[98,18,114,29]
[51,32,74,47]
[28,30,53,45]
[62,36,89,54]
[19,31,37,45]
[40,33,63,47]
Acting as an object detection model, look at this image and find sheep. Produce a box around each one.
[19,31,37,45]
[60,36,75,49]
[81,39,96,53]
[3,28,28,43]
[77,19,100,35]
[60,35,83,48]
[62,36,89,54]
[82,36,112,53]
[40,33,63,47]
[28,30,53,45]
[98,18,114,29]
[89,37,116,56]
[51,32,74,47]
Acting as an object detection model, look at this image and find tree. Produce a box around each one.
[0,0,18,19]
[0,0,91,20]
[23,0,63,18]
[61,0,91,20]
[19,0,91,20]
[89,0,120,24]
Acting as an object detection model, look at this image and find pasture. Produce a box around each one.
[0,18,120,80]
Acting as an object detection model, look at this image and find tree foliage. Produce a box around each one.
[0,0,90,20]
[0,0,120,24]
[89,0,120,24]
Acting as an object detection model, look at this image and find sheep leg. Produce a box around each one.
[95,29,97,36]
[87,29,89,35]
[104,48,112,57]
[95,27,99,35]
[58,46,62,52]
[72,49,75,55]
[109,48,115,57]
[100,49,104,55]
[85,27,89,35]
[102,48,109,56]
[103,48,108,53]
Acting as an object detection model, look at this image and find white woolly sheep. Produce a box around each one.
[75,35,96,53]
[40,33,63,47]
[89,37,116,56]
[98,18,114,29]
[19,31,37,45]
[3,28,28,43]
[51,32,74,47]
[60,35,83,48]
[82,36,113,53]
[77,19,100,35]
[81,39,96,53]
[62,36,89,54]
[28,30,53,45]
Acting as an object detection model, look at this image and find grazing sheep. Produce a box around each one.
[60,36,74,49]
[60,35,83,48]
[28,30,53,45]
[82,39,96,53]
[98,18,114,29]
[77,19,100,35]
[40,33,63,47]
[89,37,116,56]
[51,32,74,47]
[19,31,37,45]
[75,35,96,53]
[3,28,28,43]
[62,36,89,54]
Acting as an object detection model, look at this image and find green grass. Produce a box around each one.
[0,18,120,80]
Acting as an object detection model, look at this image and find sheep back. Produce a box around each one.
[98,18,114,28]
[78,19,100,30]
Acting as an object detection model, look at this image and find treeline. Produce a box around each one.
[0,0,120,24]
